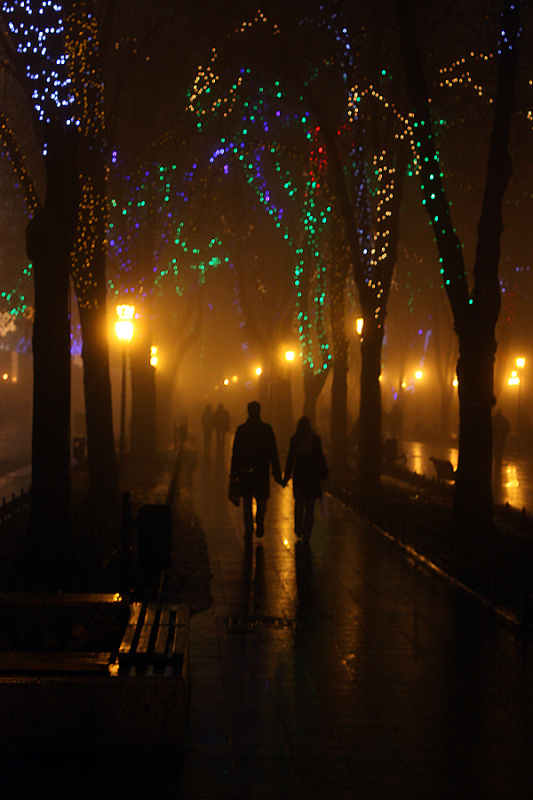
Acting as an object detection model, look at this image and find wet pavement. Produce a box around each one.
[1,444,533,798]
[396,438,533,514]
[177,454,533,799]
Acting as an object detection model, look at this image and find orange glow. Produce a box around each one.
[115,304,135,343]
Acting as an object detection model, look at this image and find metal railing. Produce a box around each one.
[0,488,31,531]
[329,478,532,630]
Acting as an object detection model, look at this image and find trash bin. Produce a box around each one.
[138,504,172,574]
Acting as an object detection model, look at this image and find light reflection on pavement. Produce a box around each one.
[400,439,533,513]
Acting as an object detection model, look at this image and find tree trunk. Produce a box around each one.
[439,384,454,442]
[453,328,496,534]
[26,123,79,587]
[331,354,348,477]
[79,300,119,511]
[396,0,520,538]
[329,221,349,476]
[303,369,327,429]
[358,319,384,486]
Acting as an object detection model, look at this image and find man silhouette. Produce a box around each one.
[230,401,283,538]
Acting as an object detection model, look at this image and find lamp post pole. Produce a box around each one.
[119,346,127,462]
[415,370,423,437]
[516,357,525,433]
[115,304,135,465]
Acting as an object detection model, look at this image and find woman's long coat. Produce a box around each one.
[284,433,328,498]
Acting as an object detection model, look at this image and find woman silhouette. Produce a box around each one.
[283,416,328,541]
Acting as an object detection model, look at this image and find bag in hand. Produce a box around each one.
[228,477,240,507]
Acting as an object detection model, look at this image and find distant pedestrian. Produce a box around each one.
[283,416,328,541]
[213,403,231,454]
[493,409,510,478]
[201,404,214,458]
[230,401,283,538]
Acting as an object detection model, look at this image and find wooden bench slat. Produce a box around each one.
[171,624,187,665]
[118,602,143,664]
[159,607,172,627]
[153,624,170,661]
[174,604,189,627]
[0,652,112,673]
[135,604,157,660]
[126,602,143,626]
[118,602,190,674]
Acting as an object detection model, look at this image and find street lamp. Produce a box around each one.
[116,304,135,463]
[511,357,526,432]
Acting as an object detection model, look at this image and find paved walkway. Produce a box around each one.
[177,455,533,799]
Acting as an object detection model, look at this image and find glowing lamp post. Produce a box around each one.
[509,357,526,431]
[116,304,135,463]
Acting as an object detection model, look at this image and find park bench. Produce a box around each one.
[117,601,189,677]
[0,594,190,752]
[0,598,189,679]
[430,457,456,484]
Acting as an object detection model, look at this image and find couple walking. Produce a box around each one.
[229,401,328,541]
